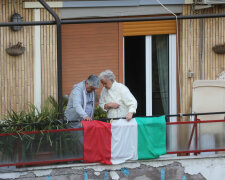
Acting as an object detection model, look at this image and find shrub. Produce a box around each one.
[94,105,107,119]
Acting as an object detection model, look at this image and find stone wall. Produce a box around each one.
[1,154,225,180]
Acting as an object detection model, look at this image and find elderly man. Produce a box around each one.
[99,70,137,121]
[65,75,100,127]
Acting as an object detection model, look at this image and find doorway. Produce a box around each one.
[125,34,177,151]
[124,34,177,118]
[124,36,146,116]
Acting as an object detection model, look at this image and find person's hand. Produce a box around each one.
[84,116,92,121]
[105,102,120,110]
[126,112,133,121]
[95,101,99,106]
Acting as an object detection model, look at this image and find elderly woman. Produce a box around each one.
[99,70,137,121]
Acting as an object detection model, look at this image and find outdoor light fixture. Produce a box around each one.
[11,13,23,31]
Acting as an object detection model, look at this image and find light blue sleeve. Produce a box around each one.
[72,86,88,119]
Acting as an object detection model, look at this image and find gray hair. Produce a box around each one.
[99,70,116,82]
[87,75,100,88]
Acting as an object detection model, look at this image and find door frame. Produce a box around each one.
[123,34,177,118]
[146,36,152,116]
[123,34,177,151]
[145,34,177,118]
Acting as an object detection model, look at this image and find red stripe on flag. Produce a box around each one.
[82,120,112,164]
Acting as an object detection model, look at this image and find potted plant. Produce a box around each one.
[212,44,225,54]
[0,96,83,165]
[6,42,25,56]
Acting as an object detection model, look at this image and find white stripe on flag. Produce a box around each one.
[111,118,138,164]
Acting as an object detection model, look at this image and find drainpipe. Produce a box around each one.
[38,0,63,120]
[200,19,204,80]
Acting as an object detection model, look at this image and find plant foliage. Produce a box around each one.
[0,96,83,164]
[94,105,107,119]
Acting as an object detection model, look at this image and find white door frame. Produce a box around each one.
[169,34,177,151]
[145,34,177,118]
[123,34,177,118]
[146,36,152,116]
[124,34,177,152]
[169,34,177,121]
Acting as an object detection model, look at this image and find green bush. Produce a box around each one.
[0,96,68,133]
[94,105,107,119]
[0,96,83,163]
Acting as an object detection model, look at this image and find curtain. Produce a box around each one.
[155,35,169,115]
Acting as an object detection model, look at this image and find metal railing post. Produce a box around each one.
[38,0,63,120]
[194,115,199,155]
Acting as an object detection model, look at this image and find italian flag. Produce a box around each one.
[81,116,166,165]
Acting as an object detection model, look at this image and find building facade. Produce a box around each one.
[0,0,225,120]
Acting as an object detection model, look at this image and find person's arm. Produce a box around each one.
[72,86,89,120]
[121,85,137,121]
[99,89,108,112]
[99,89,120,111]
[104,103,120,110]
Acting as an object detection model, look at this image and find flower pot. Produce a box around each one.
[6,42,25,56]
[212,44,225,54]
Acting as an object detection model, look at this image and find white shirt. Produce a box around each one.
[99,81,137,118]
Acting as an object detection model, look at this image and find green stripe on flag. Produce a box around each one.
[135,116,166,159]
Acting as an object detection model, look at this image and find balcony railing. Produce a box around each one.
[0,112,225,167]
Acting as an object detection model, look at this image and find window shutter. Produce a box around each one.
[62,23,123,96]
[123,20,176,36]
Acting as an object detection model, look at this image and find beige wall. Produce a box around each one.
[1,2,225,119]
[178,5,225,148]
[0,0,34,117]
[0,0,58,117]
[180,5,225,117]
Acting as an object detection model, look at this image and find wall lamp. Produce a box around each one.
[11,13,23,31]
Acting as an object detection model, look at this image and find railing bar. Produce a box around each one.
[167,119,225,125]
[0,21,55,26]
[0,128,84,136]
[0,158,84,168]
[194,116,198,155]
[167,149,225,154]
[1,117,225,128]
[1,119,225,135]
[1,13,225,27]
